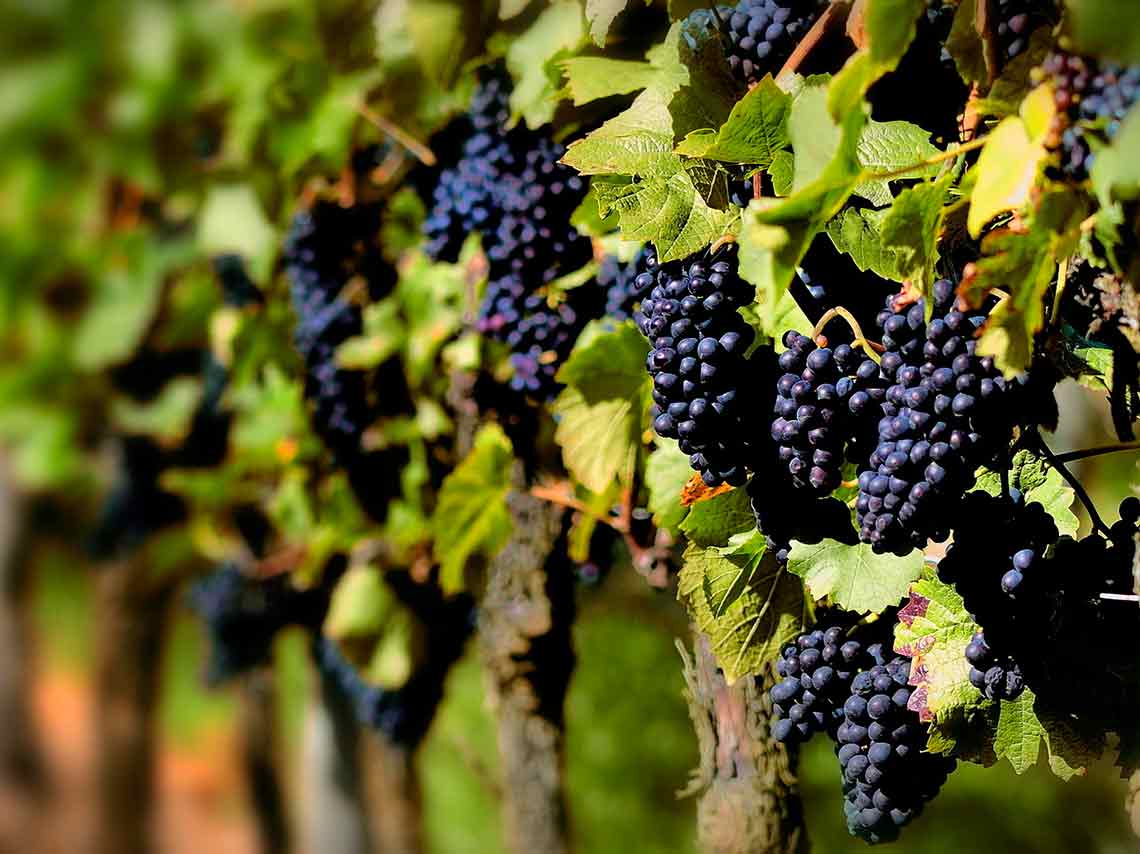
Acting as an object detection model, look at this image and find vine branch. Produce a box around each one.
[1032,431,1112,537]
[1052,440,1140,465]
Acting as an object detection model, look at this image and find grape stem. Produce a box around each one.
[352,98,437,166]
[529,482,625,533]
[811,306,883,364]
[1031,431,1112,537]
[777,0,847,80]
[1050,255,1070,329]
[1052,440,1140,465]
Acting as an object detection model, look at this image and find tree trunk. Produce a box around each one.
[361,735,423,854]
[478,491,573,854]
[0,454,43,795]
[300,658,373,854]
[240,669,291,854]
[93,558,177,854]
[679,632,808,854]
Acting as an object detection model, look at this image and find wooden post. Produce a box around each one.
[240,669,291,854]
[679,633,809,854]
[478,492,573,854]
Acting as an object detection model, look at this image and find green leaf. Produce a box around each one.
[1090,104,1140,206]
[1067,0,1140,66]
[592,171,736,263]
[559,57,660,105]
[769,149,794,196]
[506,1,587,128]
[738,81,865,324]
[325,565,395,640]
[879,173,952,293]
[853,119,942,206]
[678,486,754,548]
[111,377,202,442]
[944,0,987,86]
[405,3,468,81]
[787,539,924,614]
[825,207,907,283]
[585,0,635,47]
[993,688,1095,780]
[432,423,515,593]
[553,321,652,493]
[828,0,925,118]
[673,76,791,167]
[197,184,277,281]
[967,86,1055,237]
[894,571,987,723]
[562,88,679,177]
[972,449,1079,537]
[645,438,692,532]
[678,537,809,682]
[975,28,1054,117]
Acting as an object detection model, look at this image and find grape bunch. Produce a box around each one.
[855,280,1023,553]
[190,562,332,686]
[769,619,891,746]
[1042,50,1140,180]
[284,201,393,460]
[600,246,658,321]
[637,243,760,486]
[964,630,1024,702]
[711,0,823,89]
[422,72,515,262]
[500,284,607,398]
[427,73,596,398]
[992,0,1054,66]
[771,332,885,494]
[836,653,956,843]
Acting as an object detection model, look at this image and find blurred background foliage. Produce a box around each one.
[1,0,1138,852]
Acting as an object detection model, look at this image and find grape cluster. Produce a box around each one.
[427,73,595,397]
[190,563,331,686]
[637,244,760,486]
[1042,51,1140,180]
[771,332,885,494]
[769,620,890,746]
[942,491,1140,711]
[423,73,514,262]
[712,0,823,89]
[964,630,1024,702]
[600,246,657,321]
[992,0,1053,66]
[837,654,956,843]
[284,201,394,460]
[855,280,1022,553]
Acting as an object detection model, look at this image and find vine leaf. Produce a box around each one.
[678,486,753,548]
[678,534,809,683]
[879,173,952,297]
[584,0,632,45]
[739,76,866,324]
[325,564,393,640]
[1091,104,1140,206]
[966,85,1054,237]
[432,423,515,593]
[554,320,652,493]
[506,0,587,128]
[993,689,1096,780]
[562,88,678,177]
[972,449,1080,537]
[852,119,942,206]
[645,439,692,532]
[787,539,924,614]
[894,571,986,723]
[674,75,792,166]
[559,57,660,105]
[1067,0,1140,67]
[825,207,907,283]
[591,172,737,262]
[944,0,987,86]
